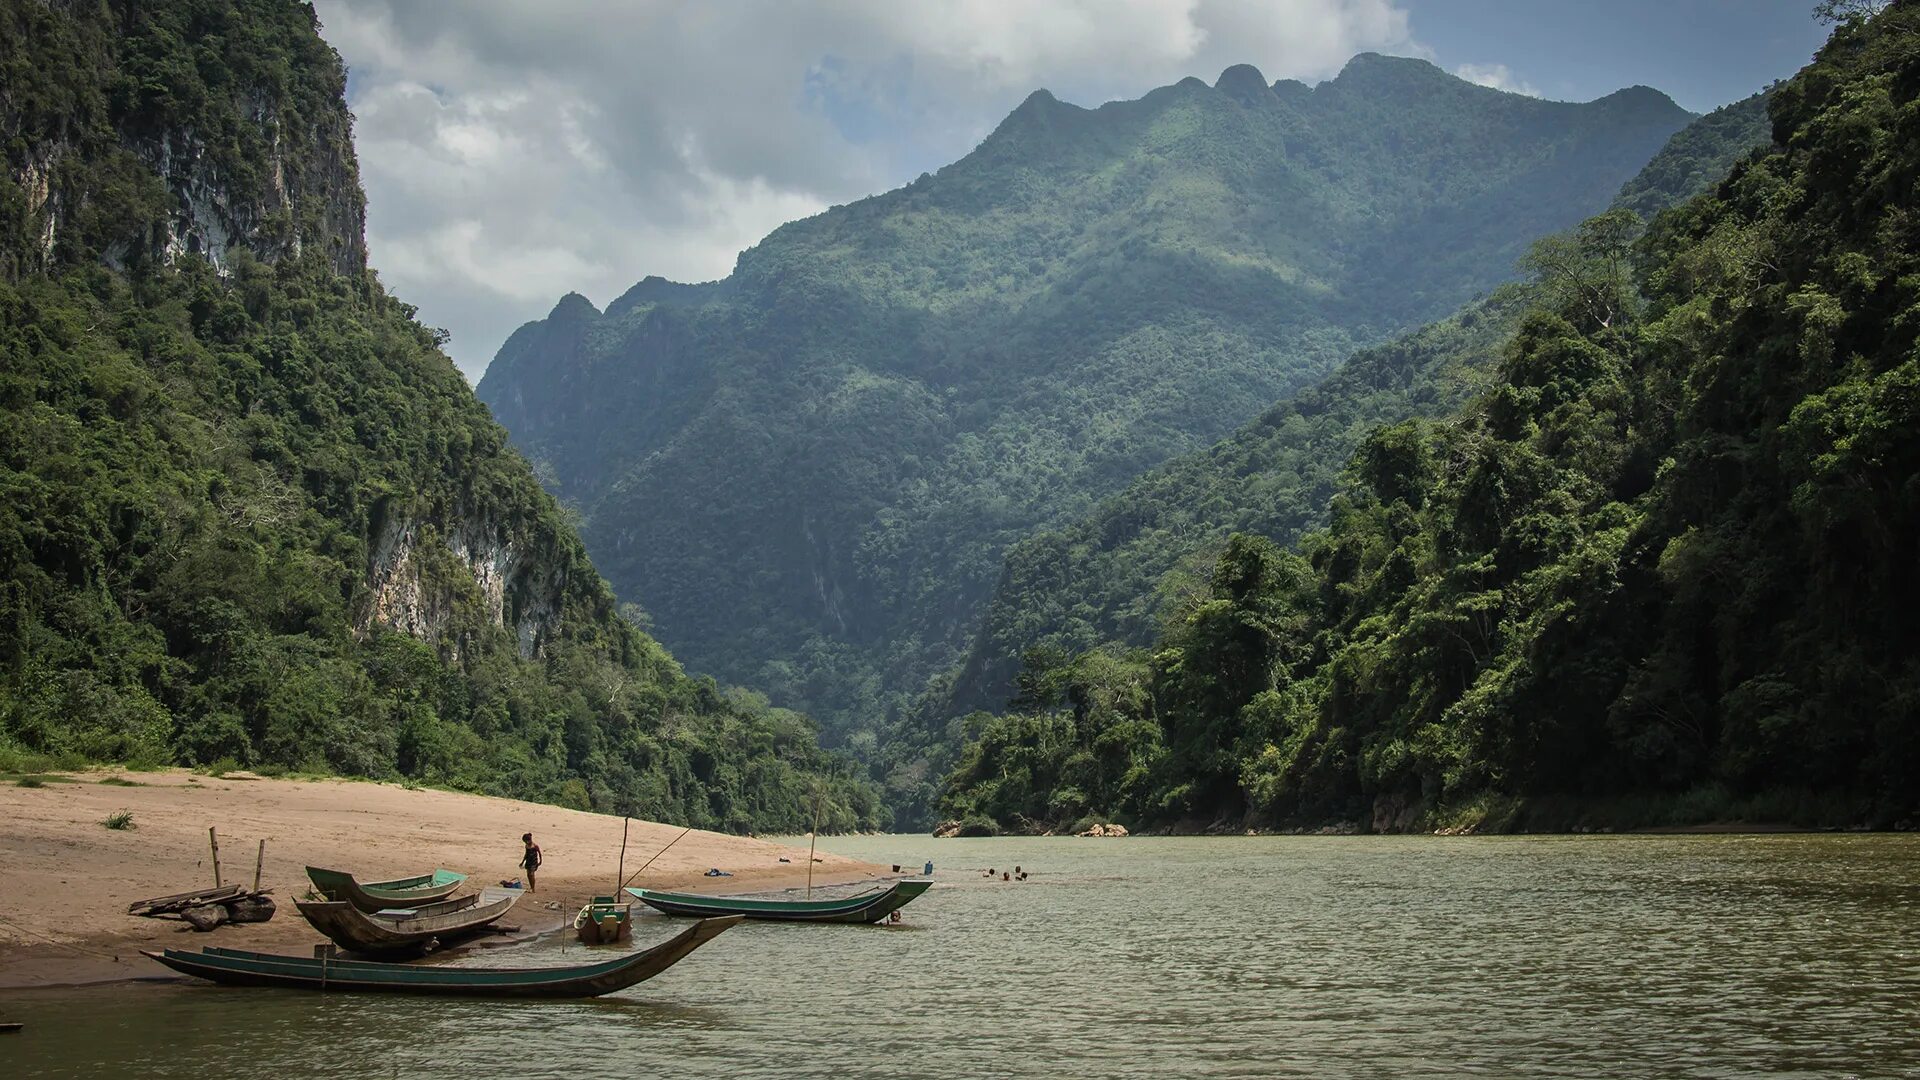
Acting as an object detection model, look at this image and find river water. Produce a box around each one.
[5,833,1918,1078]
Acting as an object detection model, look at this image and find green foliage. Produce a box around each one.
[0,0,881,833]
[947,87,1781,739]
[102,809,134,829]
[1613,91,1775,219]
[480,58,1694,815]
[938,647,1163,832]
[943,6,1920,832]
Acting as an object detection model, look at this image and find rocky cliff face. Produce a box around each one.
[364,510,566,661]
[1,0,367,277]
[2,0,555,659]
[125,103,367,275]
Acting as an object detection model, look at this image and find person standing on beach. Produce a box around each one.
[520,832,542,893]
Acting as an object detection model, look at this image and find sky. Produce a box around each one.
[309,1,1832,381]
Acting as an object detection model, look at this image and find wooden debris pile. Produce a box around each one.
[128,883,276,930]
[128,826,277,931]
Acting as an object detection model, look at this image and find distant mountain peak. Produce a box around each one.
[1595,84,1688,116]
[990,87,1081,138]
[1215,64,1277,107]
[1332,51,1451,83]
[548,291,601,321]
[1271,78,1312,103]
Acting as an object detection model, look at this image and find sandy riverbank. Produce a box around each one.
[0,769,892,989]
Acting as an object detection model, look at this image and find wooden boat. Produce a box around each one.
[624,878,932,923]
[143,916,742,998]
[295,888,519,954]
[573,895,632,945]
[305,866,467,912]
[0,1022,22,1034]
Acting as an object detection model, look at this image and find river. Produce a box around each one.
[5,833,1918,1078]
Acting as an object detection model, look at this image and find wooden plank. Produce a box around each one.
[128,883,245,915]
[129,884,274,917]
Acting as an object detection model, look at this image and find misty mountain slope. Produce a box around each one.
[479,55,1693,754]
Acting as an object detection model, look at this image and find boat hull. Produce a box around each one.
[624,879,931,923]
[306,866,468,912]
[144,916,741,998]
[295,890,518,954]
[574,897,632,945]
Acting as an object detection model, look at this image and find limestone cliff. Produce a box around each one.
[1,0,366,277]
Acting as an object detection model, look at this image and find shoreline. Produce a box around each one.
[0,768,892,991]
[928,821,1895,839]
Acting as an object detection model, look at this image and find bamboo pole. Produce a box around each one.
[208,826,222,888]
[621,826,693,891]
[615,817,630,894]
[806,792,822,900]
[253,839,266,892]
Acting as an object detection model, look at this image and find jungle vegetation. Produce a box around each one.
[482,56,1695,810]
[939,4,1919,833]
[0,0,882,831]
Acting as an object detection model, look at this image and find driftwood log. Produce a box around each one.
[224,896,276,924]
[182,904,229,932]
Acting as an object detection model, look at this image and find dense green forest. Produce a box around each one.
[934,91,1777,759]
[0,0,881,831]
[940,4,1920,834]
[483,59,1692,798]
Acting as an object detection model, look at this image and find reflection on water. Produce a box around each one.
[6,834,1919,1078]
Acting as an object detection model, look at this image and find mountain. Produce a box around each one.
[941,90,1777,747]
[0,0,880,832]
[480,56,1694,769]
[939,4,1919,834]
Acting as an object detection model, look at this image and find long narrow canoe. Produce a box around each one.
[295,888,519,954]
[143,916,742,998]
[624,879,932,924]
[305,866,467,912]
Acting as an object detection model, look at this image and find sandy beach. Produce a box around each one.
[0,769,893,988]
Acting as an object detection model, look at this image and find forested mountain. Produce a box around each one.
[940,90,1777,747]
[481,57,1693,772]
[0,0,880,831]
[939,4,1920,834]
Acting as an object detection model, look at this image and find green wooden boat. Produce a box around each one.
[143,916,741,998]
[295,887,519,954]
[573,895,632,945]
[624,878,931,923]
[305,866,467,912]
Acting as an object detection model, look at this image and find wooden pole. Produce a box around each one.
[615,817,630,895]
[621,826,693,891]
[806,792,821,900]
[253,838,266,892]
[209,826,222,888]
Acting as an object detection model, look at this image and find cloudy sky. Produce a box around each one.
[311,0,1830,380]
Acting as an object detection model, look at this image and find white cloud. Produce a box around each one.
[1453,61,1540,97]
[314,0,1426,379]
